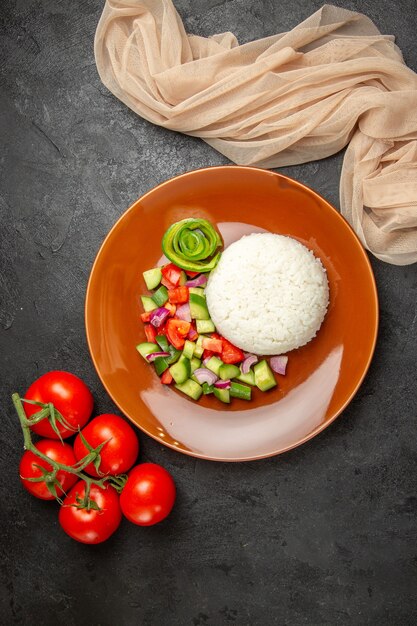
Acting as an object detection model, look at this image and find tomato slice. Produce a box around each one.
[160,370,173,385]
[221,338,245,364]
[166,319,191,349]
[202,349,214,360]
[168,286,189,304]
[141,311,152,323]
[161,263,183,287]
[144,324,157,343]
[202,337,223,352]
[164,302,177,316]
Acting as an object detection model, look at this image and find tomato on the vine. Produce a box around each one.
[120,463,176,526]
[73,414,139,477]
[19,439,78,500]
[59,482,122,544]
[23,371,93,439]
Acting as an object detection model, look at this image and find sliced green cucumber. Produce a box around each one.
[235,370,256,386]
[152,285,168,307]
[190,357,202,373]
[182,340,195,360]
[213,387,230,404]
[219,363,240,381]
[136,342,159,360]
[143,267,162,290]
[169,358,191,384]
[155,335,169,352]
[189,293,210,320]
[254,360,277,391]
[196,319,215,334]
[230,381,251,401]
[202,383,214,395]
[154,356,170,375]
[206,356,223,376]
[188,287,205,296]
[167,346,181,364]
[194,335,205,358]
[141,296,158,312]
[175,379,203,401]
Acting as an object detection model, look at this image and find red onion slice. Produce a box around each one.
[241,354,258,374]
[193,368,218,385]
[214,379,231,389]
[187,327,199,341]
[149,307,170,328]
[146,351,170,362]
[185,274,207,288]
[270,355,288,375]
[176,302,191,322]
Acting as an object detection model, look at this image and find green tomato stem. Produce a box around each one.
[12,392,122,502]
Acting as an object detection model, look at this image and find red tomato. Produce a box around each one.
[166,319,191,349]
[120,463,176,526]
[161,263,182,286]
[168,286,189,304]
[59,482,122,544]
[23,371,93,439]
[141,311,152,322]
[144,324,157,343]
[19,439,78,500]
[221,338,245,364]
[164,302,177,317]
[160,370,173,385]
[202,337,222,352]
[161,276,176,290]
[73,414,139,477]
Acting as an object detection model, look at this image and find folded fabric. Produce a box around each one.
[95,1,417,265]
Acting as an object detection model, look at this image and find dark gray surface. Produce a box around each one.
[1,0,416,624]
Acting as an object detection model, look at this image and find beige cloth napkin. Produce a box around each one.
[94,1,417,265]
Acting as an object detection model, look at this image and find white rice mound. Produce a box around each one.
[205,233,329,355]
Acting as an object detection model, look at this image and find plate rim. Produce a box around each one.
[85,165,379,462]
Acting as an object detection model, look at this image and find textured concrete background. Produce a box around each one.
[1,0,416,624]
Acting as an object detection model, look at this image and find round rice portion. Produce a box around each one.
[205,233,329,355]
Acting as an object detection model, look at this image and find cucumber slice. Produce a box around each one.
[166,346,181,364]
[169,358,191,384]
[143,267,162,290]
[219,363,240,380]
[152,285,168,307]
[196,319,215,334]
[154,356,170,375]
[254,360,277,391]
[206,356,223,376]
[230,381,251,401]
[235,370,256,386]
[202,382,214,395]
[141,296,158,312]
[182,340,195,360]
[136,342,159,360]
[175,379,203,401]
[190,357,202,373]
[189,293,210,320]
[188,287,205,296]
[194,335,205,358]
[213,387,230,404]
[155,335,169,352]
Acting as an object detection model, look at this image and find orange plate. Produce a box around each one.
[85,166,378,462]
